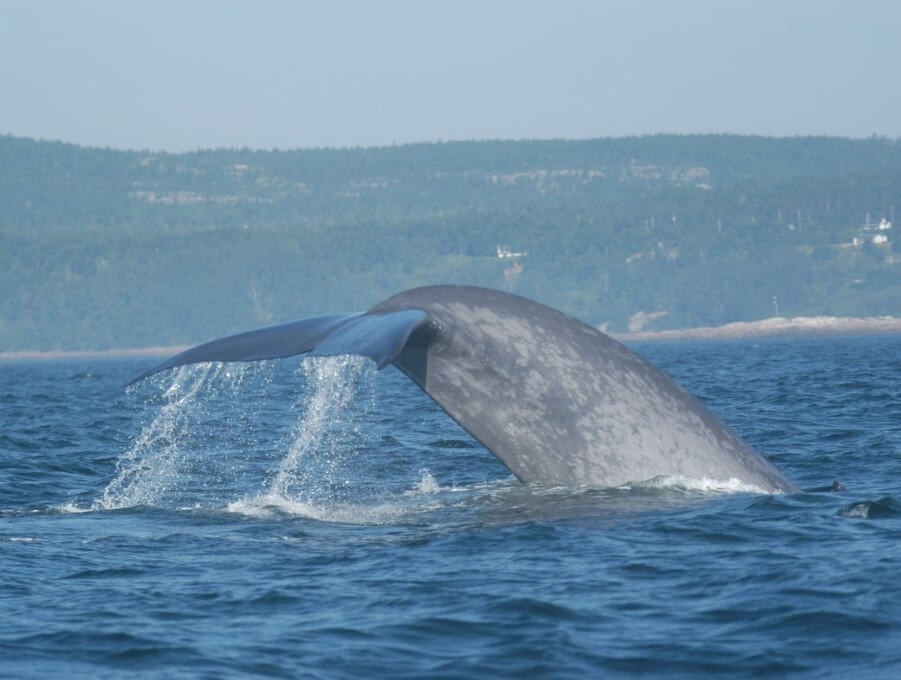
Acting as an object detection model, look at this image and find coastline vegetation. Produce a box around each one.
[1,134,898,351]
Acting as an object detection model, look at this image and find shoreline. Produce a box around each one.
[613,315,901,342]
[0,346,189,362]
[1,315,899,361]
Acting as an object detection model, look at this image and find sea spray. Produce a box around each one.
[265,355,372,503]
[97,355,385,513]
[97,354,462,520]
[96,363,222,509]
[227,356,426,522]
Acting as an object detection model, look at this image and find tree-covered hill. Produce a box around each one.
[1,134,898,351]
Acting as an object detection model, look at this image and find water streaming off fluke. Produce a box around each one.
[96,356,378,512]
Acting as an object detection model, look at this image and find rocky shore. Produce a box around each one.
[614,315,901,342]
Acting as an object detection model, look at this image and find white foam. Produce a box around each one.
[225,491,438,525]
[225,467,454,525]
[410,469,441,495]
[623,475,771,495]
[53,502,92,514]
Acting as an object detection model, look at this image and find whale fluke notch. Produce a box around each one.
[129,285,798,493]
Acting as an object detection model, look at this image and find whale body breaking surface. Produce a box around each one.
[130,285,798,493]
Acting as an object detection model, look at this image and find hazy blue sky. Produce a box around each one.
[2,0,899,151]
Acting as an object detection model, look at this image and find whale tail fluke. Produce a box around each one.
[126,285,798,493]
[128,309,428,385]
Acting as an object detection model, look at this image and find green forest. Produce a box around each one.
[1,133,899,351]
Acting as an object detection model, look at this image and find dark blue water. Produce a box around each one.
[2,336,900,678]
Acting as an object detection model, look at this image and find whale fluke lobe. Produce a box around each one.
[129,285,798,493]
[128,310,429,385]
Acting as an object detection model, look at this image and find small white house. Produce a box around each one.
[497,245,527,259]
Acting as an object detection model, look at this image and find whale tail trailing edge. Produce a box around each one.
[128,309,429,385]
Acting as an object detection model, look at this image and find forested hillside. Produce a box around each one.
[1,134,898,351]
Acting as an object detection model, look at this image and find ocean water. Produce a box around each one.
[1,335,900,678]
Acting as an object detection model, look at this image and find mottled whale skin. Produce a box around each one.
[131,285,798,492]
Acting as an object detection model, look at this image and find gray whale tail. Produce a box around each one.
[130,285,798,493]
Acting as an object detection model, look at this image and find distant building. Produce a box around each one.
[850,217,892,247]
[497,245,527,259]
